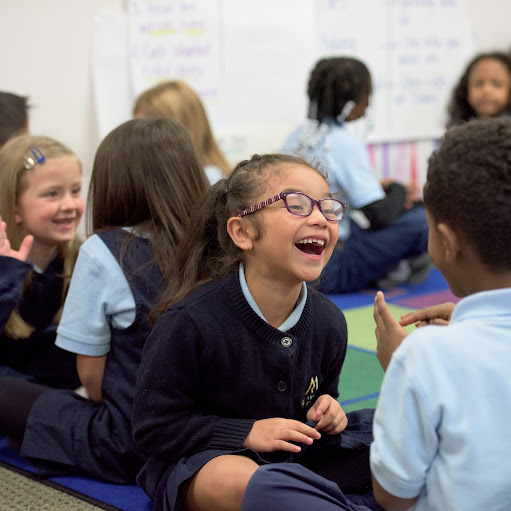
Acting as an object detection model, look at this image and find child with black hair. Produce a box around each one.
[242,117,511,511]
[446,51,511,128]
[0,91,30,148]
[0,117,209,484]
[133,154,377,511]
[283,56,430,294]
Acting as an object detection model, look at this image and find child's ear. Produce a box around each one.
[438,223,460,262]
[226,216,254,252]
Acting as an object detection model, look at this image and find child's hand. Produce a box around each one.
[0,216,33,261]
[374,291,408,371]
[404,181,420,209]
[380,178,394,191]
[400,302,455,328]
[242,418,321,453]
[307,394,348,435]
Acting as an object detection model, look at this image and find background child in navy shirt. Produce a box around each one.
[0,134,83,388]
[0,117,209,484]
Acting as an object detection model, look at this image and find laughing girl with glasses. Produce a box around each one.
[133,153,378,511]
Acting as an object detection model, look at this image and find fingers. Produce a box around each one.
[0,219,12,257]
[374,291,409,372]
[17,235,34,261]
[0,221,32,261]
[0,218,7,251]
[374,291,395,329]
[316,408,348,435]
[243,418,321,453]
[307,394,329,422]
[399,303,455,327]
[415,318,450,327]
[273,421,322,453]
[308,395,348,435]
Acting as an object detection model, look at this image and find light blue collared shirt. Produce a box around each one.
[238,263,307,331]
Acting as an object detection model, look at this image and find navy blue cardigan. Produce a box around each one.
[133,270,348,465]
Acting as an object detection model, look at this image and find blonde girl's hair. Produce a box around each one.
[0,135,81,339]
[133,80,231,175]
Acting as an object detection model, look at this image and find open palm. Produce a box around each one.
[0,216,33,262]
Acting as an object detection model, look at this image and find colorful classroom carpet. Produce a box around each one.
[334,267,459,412]
[0,268,456,510]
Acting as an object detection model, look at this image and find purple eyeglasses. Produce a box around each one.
[238,191,346,222]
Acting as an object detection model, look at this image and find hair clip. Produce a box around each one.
[24,147,45,170]
[336,100,356,125]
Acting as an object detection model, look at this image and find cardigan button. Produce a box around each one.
[280,337,292,347]
[277,381,287,392]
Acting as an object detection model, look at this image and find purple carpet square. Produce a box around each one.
[394,289,461,309]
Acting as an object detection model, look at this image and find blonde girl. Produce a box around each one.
[0,117,209,485]
[133,80,231,183]
[0,135,83,388]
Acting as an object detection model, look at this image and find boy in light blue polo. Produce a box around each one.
[241,117,511,511]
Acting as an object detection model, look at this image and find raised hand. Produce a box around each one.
[374,291,408,371]
[0,216,33,261]
[404,181,420,209]
[307,394,348,435]
[399,302,455,328]
[242,417,321,453]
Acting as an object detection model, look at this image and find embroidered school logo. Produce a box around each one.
[302,376,319,408]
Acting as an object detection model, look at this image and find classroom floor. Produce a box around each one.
[333,268,458,412]
[0,268,456,511]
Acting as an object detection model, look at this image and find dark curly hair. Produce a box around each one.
[425,117,511,269]
[446,52,511,128]
[307,57,372,123]
[0,91,30,146]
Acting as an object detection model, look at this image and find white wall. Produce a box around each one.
[1,0,124,233]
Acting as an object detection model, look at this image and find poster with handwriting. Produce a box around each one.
[125,0,475,162]
[317,0,475,141]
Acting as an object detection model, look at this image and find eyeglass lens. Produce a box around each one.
[284,193,344,220]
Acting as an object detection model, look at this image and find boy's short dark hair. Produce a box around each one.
[0,91,29,146]
[425,117,511,270]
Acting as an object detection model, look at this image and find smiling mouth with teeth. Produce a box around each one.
[295,238,325,256]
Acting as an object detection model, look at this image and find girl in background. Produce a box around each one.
[133,154,376,511]
[283,57,430,294]
[446,51,511,128]
[0,135,83,388]
[133,80,231,184]
[0,117,209,484]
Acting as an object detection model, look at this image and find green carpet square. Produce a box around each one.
[338,347,383,403]
[343,396,379,413]
[344,304,415,351]
[337,304,416,412]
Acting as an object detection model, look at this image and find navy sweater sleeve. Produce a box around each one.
[132,307,255,463]
[0,256,32,332]
[360,182,407,229]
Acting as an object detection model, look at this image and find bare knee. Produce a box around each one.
[185,455,259,511]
